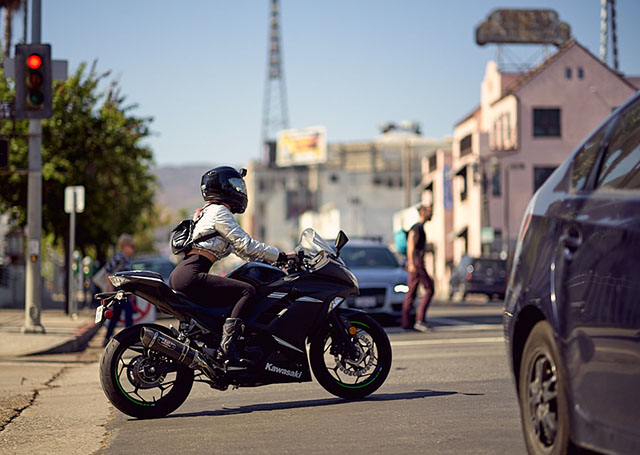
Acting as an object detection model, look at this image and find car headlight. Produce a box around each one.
[394,284,409,293]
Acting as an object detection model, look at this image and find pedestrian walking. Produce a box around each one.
[402,204,434,332]
[103,234,136,345]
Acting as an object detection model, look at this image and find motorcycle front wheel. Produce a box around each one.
[99,323,194,419]
[309,313,392,399]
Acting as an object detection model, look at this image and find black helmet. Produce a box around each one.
[201,166,248,213]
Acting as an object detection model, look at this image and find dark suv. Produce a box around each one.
[449,256,506,301]
[504,91,640,454]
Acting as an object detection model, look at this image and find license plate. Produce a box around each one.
[95,305,105,324]
[354,296,377,308]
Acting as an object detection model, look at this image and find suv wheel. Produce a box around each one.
[518,321,574,455]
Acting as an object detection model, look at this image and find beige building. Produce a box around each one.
[426,39,638,297]
[244,126,450,249]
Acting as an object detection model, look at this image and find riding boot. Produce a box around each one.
[218,318,253,367]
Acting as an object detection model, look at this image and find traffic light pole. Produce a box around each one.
[23,0,44,333]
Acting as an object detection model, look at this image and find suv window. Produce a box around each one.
[571,126,608,191]
[341,246,399,268]
[596,99,640,191]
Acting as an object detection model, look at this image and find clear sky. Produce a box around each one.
[29,0,640,167]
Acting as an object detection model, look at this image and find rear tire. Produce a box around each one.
[309,313,391,399]
[100,324,194,419]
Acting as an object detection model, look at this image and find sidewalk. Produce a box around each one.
[0,308,102,358]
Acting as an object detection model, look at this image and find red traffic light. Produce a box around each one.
[26,54,42,70]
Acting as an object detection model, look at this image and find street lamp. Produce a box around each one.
[503,162,525,258]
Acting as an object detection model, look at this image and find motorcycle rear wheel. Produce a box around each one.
[309,313,391,399]
[100,323,194,419]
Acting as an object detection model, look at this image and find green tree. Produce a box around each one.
[0,62,157,262]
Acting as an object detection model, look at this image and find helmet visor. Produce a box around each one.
[228,177,247,196]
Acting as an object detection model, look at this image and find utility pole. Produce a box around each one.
[22,0,44,333]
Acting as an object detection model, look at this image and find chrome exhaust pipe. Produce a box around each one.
[140,327,216,375]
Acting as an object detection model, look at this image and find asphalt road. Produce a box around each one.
[0,302,528,454]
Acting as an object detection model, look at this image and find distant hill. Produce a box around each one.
[152,165,216,215]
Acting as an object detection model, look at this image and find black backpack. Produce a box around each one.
[170,211,218,255]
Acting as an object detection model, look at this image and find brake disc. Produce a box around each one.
[335,333,375,377]
[127,355,166,389]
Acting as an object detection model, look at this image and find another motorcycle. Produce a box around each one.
[95,229,392,419]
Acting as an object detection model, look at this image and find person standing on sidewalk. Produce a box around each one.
[103,234,136,345]
[402,204,434,332]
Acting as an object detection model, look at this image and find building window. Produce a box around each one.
[459,134,472,157]
[565,67,572,79]
[428,154,437,172]
[506,112,511,141]
[492,164,502,196]
[533,108,561,137]
[578,67,584,79]
[456,166,468,201]
[533,167,557,193]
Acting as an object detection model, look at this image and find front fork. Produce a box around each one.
[327,311,360,360]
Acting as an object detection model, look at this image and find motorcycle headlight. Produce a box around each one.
[394,284,409,293]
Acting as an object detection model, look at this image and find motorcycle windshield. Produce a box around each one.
[298,228,337,256]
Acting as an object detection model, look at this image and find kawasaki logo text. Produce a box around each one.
[265,362,302,379]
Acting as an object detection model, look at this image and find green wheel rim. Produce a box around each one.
[328,320,381,389]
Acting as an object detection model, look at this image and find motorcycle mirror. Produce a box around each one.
[334,231,349,256]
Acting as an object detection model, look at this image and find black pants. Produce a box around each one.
[169,254,256,319]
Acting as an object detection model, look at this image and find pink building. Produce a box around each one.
[428,40,638,296]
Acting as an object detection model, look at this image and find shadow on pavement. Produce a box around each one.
[163,389,466,419]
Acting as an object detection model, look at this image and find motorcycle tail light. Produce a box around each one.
[104,309,114,319]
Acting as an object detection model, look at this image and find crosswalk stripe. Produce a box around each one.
[391,336,504,347]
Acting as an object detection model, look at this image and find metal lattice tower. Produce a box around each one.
[261,0,289,159]
[600,0,619,71]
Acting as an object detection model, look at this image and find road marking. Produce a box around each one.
[391,336,504,347]
[429,317,468,325]
[433,324,501,332]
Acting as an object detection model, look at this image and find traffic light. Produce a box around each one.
[14,44,52,119]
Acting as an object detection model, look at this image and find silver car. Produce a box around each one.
[339,239,408,319]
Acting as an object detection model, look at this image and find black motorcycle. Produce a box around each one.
[95,229,392,419]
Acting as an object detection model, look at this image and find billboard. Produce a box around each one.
[476,9,571,47]
[276,126,327,167]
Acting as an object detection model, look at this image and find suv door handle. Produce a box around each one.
[560,226,583,261]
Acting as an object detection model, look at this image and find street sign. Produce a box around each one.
[64,185,85,213]
[0,101,12,119]
[481,227,495,244]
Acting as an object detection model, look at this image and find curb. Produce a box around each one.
[27,321,104,356]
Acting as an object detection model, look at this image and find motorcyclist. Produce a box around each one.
[169,166,289,367]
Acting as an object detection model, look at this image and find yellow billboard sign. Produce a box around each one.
[276,126,327,167]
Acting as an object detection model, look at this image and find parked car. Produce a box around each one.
[339,239,408,320]
[449,255,506,301]
[504,91,640,455]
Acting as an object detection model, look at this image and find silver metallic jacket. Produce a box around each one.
[191,203,280,263]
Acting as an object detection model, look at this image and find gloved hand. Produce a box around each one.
[276,251,297,265]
